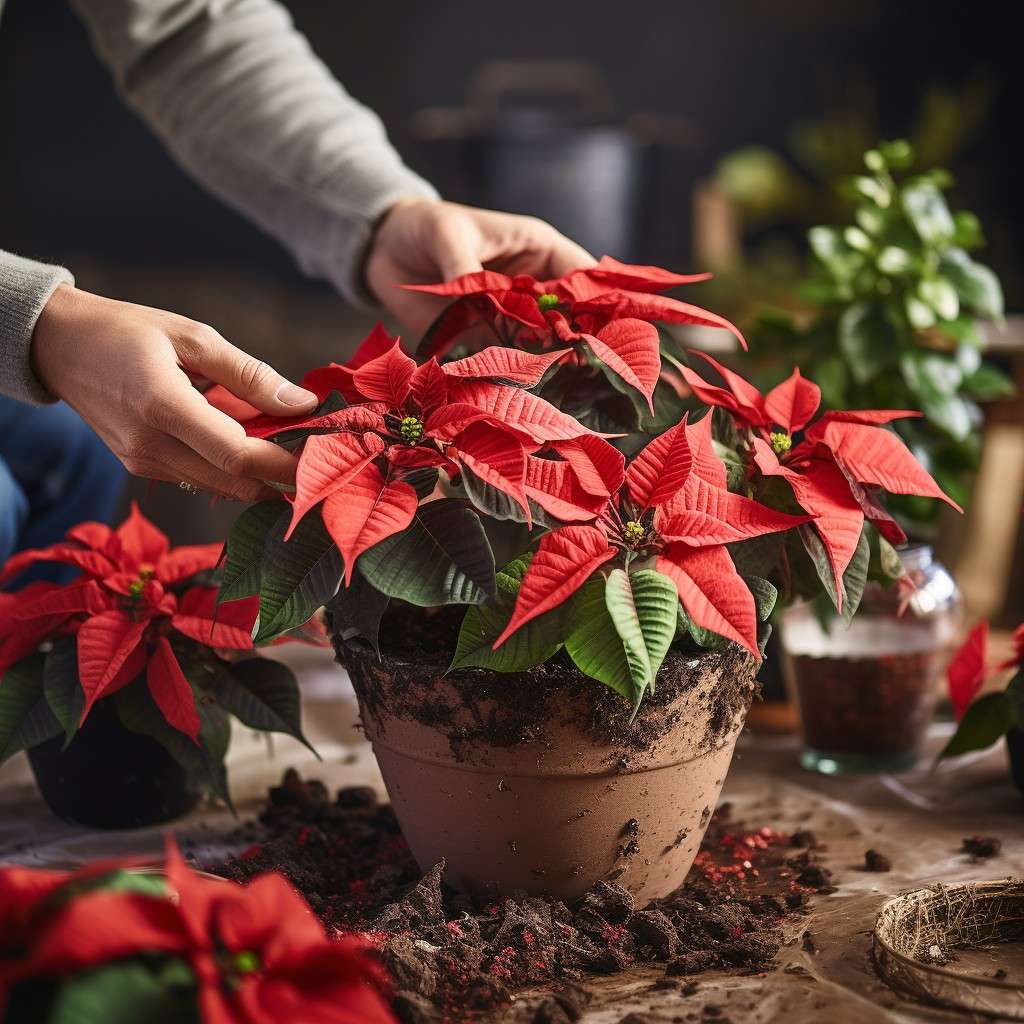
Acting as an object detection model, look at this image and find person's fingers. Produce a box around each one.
[145,377,299,486]
[429,211,486,282]
[119,432,275,502]
[542,233,597,277]
[174,323,318,416]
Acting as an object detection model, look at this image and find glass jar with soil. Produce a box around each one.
[780,545,961,775]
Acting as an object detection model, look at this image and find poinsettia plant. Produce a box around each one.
[212,258,959,709]
[939,621,1024,761]
[0,505,314,806]
[0,840,393,1024]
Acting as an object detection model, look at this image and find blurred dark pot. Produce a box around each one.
[412,60,697,260]
[27,695,199,828]
[1006,728,1024,798]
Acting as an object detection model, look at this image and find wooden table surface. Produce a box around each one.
[1,644,1020,1023]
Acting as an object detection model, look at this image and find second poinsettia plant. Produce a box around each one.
[212,258,959,708]
[0,505,314,805]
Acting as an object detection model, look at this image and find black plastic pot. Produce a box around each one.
[27,696,199,828]
[1006,728,1024,798]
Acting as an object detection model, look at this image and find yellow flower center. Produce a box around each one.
[399,416,424,444]
[770,431,792,455]
[537,293,560,312]
[233,950,261,974]
[624,521,646,546]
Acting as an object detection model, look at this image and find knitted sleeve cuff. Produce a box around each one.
[0,251,73,405]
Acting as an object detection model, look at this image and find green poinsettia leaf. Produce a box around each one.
[46,958,199,1024]
[938,691,1012,760]
[1006,670,1024,726]
[326,569,390,656]
[839,528,871,625]
[43,636,85,750]
[712,442,746,491]
[566,576,640,703]
[116,680,233,812]
[41,869,168,912]
[796,524,843,612]
[676,603,728,651]
[459,466,555,530]
[728,532,786,579]
[450,555,565,672]
[0,654,61,762]
[743,576,779,623]
[254,510,343,644]
[203,657,317,758]
[404,467,441,500]
[358,499,496,606]
[604,568,678,698]
[218,500,284,605]
[867,528,904,584]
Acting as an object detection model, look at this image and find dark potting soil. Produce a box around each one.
[330,603,758,761]
[863,849,892,873]
[962,835,1002,860]
[788,650,941,758]
[209,770,837,1023]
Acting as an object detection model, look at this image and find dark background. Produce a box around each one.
[1,0,1020,302]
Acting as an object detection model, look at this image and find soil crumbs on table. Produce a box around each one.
[208,770,836,1023]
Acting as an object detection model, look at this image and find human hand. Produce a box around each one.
[31,285,318,501]
[364,198,596,331]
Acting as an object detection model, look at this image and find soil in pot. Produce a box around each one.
[210,769,837,1024]
[28,696,199,828]
[329,604,759,906]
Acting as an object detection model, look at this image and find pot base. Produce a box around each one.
[799,746,919,776]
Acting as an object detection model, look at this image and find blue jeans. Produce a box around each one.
[0,397,125,586]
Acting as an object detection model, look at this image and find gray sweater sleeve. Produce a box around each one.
[1,0,438,402]
[70,0,438,299]
[0,251,74,404]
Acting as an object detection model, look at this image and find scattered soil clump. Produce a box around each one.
[863,849,892,873]
[210,771,835,1022]
[962,836,1002,860]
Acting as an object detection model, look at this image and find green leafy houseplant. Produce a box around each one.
[0,506,313,824]
[747,141,1009,528]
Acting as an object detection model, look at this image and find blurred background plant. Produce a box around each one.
[744,141,1008,533]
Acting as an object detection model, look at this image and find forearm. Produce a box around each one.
[0,250,73,404]
[70,0,438,304]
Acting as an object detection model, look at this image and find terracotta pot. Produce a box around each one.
[28,696,200,829]
[333,629,757,906]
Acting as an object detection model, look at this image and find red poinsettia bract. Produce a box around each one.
[0,844,393,1024]
[213,329,623,578]
[682,352,961,602]
[0,505,256,740]
[947,621,1024,721]
[495,415,809,656]
[402,256,746,413]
